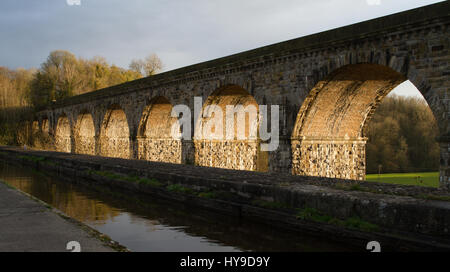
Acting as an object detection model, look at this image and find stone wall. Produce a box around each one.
[42,119,49,134]
[99,137,130,159]
[29,2,449,187]
[137,138,181,164]
[194,85,264,171]
[74,113,95,155]
[99,108,130,159]
[137,97,182,163]
[31,121,39,135]
[194,140,266,171]
[291,64,405,180]
[55,116,71,153]
[440,140,450,189]
[292,137,366,180]
[3,146,450,250]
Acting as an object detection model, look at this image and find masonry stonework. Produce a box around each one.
[74,113,96,155]
[29,3,449,187]
[292,138,366,180]
[99,107,130,159]
[55,115,71,153]
[137,96,182,163]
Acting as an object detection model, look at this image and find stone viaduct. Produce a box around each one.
[30,2,450,188]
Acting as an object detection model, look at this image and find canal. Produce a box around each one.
[0,160,358,252]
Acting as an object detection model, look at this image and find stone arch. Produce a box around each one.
[99,104,130,159]
[137,96,182,163]
[304,46,447,136]
[291,63,443,181]
[74,111,96,155]
[41,117,50,135]
[31,120,39,135]
[194,85,268,171]
[55,113,72,153]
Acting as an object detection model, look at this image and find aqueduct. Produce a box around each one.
[30,2,450,188]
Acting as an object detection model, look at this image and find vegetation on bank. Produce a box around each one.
[18,155,46,162]
[296,207,379,232]
[87,166,381,233]
[88,170,163,187]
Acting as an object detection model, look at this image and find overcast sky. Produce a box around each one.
[0,0,443,97]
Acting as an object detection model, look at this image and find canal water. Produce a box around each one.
[0,160,358,252]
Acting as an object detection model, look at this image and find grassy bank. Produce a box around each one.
[365,172,439,188]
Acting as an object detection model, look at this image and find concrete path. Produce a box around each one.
[0,182,116,252]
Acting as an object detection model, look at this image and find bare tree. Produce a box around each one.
[129,59,144,76]
[143,54,163,76]
[129,53,163,76]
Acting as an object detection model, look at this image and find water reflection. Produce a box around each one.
[0,161,356,252]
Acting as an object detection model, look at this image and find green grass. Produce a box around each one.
[18,155,46,162]
[90,170,122,180]
[296,207,379,232]
[137,177,162,187]
[166,184,194,194]
[197,191,217,199]
[251,199,291,209]
[416,194,450,202]
[365,172,439,188]
[89,170,162,187]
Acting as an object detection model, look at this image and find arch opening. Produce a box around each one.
[55,114,72,153]
[32,117,52,150]
[292,64,411,180]
[365,89,440,177]
[31,120,39,135]
[42,118,49,135]
[74,112,95,155]
[194,85,268,171]
[99,105,130,159]
[137,96,182,163]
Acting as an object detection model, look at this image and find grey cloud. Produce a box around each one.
[0,0,443,78]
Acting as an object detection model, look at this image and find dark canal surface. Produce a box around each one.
[0,161,358,252]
